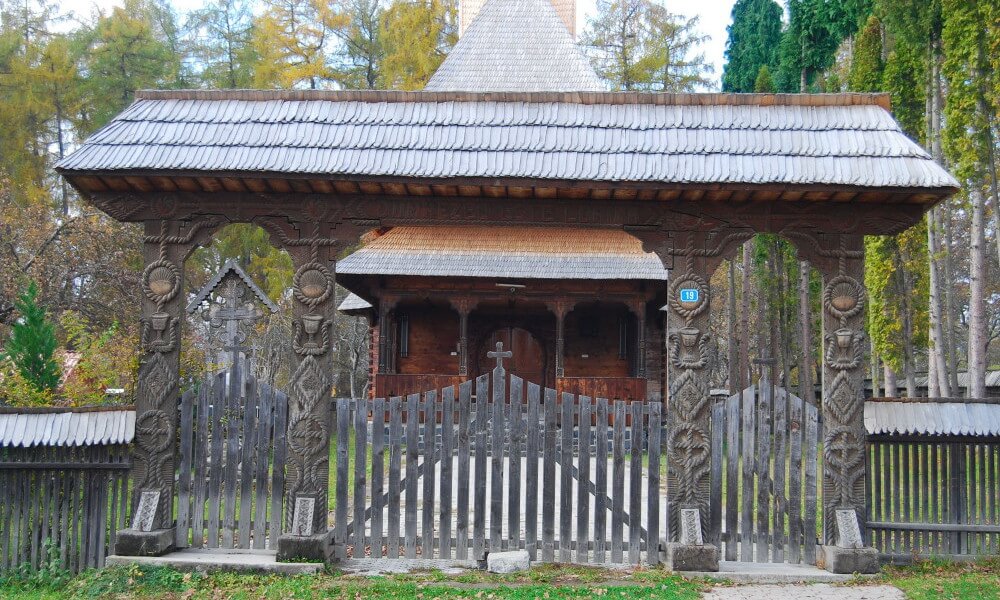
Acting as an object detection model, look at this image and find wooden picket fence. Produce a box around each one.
[332,366,666,564]
[175,370,289,550]
[0,444,131,573]
[709,382,820,564]
[867,437,1000,559]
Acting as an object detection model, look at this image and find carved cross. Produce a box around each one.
[205,277,263,373]
[487,341,513,370]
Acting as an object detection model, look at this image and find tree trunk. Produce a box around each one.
[968,184,987,398]
[870,338,880,398]
[740,241,752,390]
[897,246,918,398]
[927,50,950,398]
[798,260,813,404]
[728,259,738,394]
[942,208,960,396]
[884,364,898,398]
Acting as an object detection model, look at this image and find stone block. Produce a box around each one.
[114,528,175,557]
[486,550,530,573]
[661,542,719,572]
[818,545,879,574]
[276,531,334,564]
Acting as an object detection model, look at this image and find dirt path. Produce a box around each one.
[702,584,905,599]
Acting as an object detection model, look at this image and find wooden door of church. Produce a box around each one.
[478,328,547,386]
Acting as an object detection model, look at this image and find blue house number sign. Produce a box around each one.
[679,288,700,303]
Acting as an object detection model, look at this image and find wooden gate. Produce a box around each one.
[332,359,666,564]
[175,370,288,550]
[709,379,820,564]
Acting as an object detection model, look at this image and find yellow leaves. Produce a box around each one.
[379,0,455,90]
[250,0,351,89]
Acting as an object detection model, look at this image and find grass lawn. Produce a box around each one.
[884,557,1000,600]
[0,564,703,600]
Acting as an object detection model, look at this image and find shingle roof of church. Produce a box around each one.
[425,0,604,92]
[336,226,668,280]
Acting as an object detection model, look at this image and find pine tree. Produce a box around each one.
[380,0,454,90]
[754,65,775,92]
[2,281,61,392]
[721,0,782,92]
[848,15,884,92]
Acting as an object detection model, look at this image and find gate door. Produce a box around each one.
[710,378,819,564]
[175,370,288,549]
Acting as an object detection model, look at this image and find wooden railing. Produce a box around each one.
[374,373,468,399]
[556,377,647,402]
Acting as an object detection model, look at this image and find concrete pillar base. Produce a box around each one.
[661,542,720,572]
[276,531,334,564]
[114,528,175,557]
[817,545,880,574]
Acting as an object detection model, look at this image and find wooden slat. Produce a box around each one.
[772,388,787,563]
[387,396,403,559]
[371,397,386,557]
[207,375,226,547]
[509,376,523,552]
[576,395,591,563]
[594,398,608,563]
[238,377,258,549]
[404,393,420,558]
[440,386,455,559]
[740,386,755,562]
[335,398,350,560]
[724,393,740,560]
[252,384,273,549]
[354,398,369,554]
[709,398,724,549]
[542,387,557,562]
[803,402,819,564]
[192,383,210,548]
[269,390,288,547]
[456,381,472,559]
[176,388,195,548]
[787,391,803,563]
[222,362,242,548]
[422,391,437,558]
[473,374,489,560]
[756,379,773,562]
[611,400,625,563]
[559,392,574,562]
[491,374,506,552]
[524,382,541,560]
[628,401,642,564]
[647,402,662,565]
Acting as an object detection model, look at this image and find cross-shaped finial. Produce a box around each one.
[487,341,513,370]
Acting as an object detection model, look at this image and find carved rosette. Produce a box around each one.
[820,269,868,544]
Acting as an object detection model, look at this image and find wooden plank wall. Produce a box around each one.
[710,385,819,564]
[336,368,666,564]
[0,444,130,574]
[175,373,288,550]
[867,437,1000,559]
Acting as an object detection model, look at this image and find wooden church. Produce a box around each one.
[337,0,667,402]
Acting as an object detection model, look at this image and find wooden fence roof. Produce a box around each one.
[0,407,135,448]
[865,398,1000,437]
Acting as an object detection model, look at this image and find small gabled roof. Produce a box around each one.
[425,0,604,92]
[186,259,279,314]
[336,226,668,280]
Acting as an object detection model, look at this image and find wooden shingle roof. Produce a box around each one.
[865,398,1000,437]
[56,90,959,196]
[336,226,668,280]
[0,407,135,448]
[426,0,603,92]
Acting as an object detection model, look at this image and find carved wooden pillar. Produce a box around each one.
[117,217,219,556]
[632,225,749,544]
[628,300,647,378]
[265,217,359,562]
[377,295,399,375]
[548,299,571,378]
[452,297,475,377]
[796,233,869,547]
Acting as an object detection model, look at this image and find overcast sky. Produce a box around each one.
[60,0,736,91]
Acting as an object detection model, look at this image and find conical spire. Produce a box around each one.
[425,0,604,92]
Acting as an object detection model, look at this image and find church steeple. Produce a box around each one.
[426,0,604,92]
[459,0,576,37]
